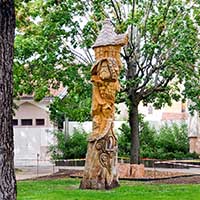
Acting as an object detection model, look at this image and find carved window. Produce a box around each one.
[181,103,186,113]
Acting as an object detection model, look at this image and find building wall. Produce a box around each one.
[14,127,54,162]
[13,100,55,165]
[189,137,200,154]
[65,121,125,136]
[14,101,52,127]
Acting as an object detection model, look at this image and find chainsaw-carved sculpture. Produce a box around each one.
[80,19,128,190]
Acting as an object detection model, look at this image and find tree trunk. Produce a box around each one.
[0,1,16,200]
[129,98,140,164]
[79,132,119,190]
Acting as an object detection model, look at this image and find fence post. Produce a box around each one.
[37,153,40,177]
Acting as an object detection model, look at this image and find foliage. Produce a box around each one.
[139,116,157,159]
[118,123,131,157]
[118,119,197,160]
[14,0,200,163]
[49,76,91,124]
[118,115,157,159]
[17,179,200,200]
[14,0,93,122]
[14,0,200,110]
[49,129,88,160]
[155,123,189,159]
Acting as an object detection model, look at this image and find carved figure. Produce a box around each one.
[89,57,120,142]
[80,19,128,190]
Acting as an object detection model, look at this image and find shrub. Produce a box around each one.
[155,123,198,159]
[118,118,197,160]
[49,129,88,160]
[118,123,131,157]
[139,116,157,159]
[118,115,157,158]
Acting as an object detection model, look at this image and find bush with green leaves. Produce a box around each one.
[118,115,157,159]
[49,118,198,161]
[118,118,198,160]
[49,129,88,160]
[155,123,193,160]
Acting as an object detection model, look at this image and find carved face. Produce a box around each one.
[99,61,111,80]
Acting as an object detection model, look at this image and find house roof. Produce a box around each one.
[92,19,128,48]
[49,86,67,99]
[20,86,67,101]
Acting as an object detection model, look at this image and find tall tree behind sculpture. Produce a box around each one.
[0,0,16,199]
[80,19,127,190]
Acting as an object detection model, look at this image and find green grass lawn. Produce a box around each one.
[17,178,200,200]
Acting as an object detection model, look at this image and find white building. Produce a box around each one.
[13,96,55,165]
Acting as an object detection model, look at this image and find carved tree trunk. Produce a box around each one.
[80,128,119,190]
[80,19,127,190]
[0,1,16,199]
[79,57,120,190]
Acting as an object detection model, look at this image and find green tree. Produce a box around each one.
[14,0,92,123]
[49,64,91,124]
[0,0,16,199]
[14,0,200,164]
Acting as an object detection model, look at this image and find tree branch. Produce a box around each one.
[130,0,136,40]
[110,0,122,24]
[141,76,173,100]
[68,47,90,64]
[143,0,153,44]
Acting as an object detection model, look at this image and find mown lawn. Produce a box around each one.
[17,178,200,200]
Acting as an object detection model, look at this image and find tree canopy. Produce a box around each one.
[14,0,200,163]
[15,0,200,112]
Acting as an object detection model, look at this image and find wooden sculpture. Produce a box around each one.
[80,19,128,190]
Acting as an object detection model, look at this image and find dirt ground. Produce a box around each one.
[28,169,200,184]
[149,176,200,184]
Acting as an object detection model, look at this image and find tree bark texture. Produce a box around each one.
[129,98,140,164]
[0,1,16,199]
